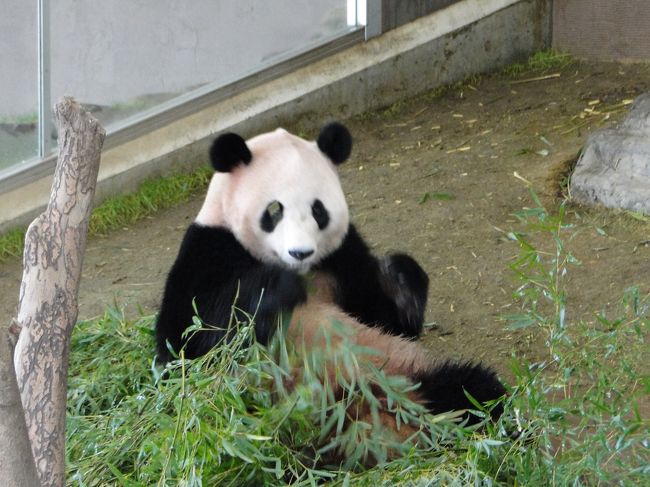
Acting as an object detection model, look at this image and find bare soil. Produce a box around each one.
[2,60,650,378]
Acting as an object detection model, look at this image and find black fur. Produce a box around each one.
[311,199,330,230]
[379,253,430,332]
[209,132,252,172]
[155,224,306,362]
[315,225,429,338]
[317,122,352,165]
[413,362,506,424]
[260,201,284,233]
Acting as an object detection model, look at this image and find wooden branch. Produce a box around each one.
[13,97,105,487]
[0,329,40,486]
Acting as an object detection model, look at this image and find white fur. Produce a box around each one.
[196,128,350,271]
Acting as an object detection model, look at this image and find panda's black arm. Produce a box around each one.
[315,224,429,338]
[155,224,306,361]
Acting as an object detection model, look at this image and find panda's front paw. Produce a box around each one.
[259,268,308,314]
[251,268,307,344]
[379,253,429,337]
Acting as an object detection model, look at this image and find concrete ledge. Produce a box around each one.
[0,0,550,232]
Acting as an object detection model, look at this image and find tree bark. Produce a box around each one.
[0,327,40,486]
[12,97,105,487]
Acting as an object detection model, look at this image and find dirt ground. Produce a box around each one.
[2,60,650,378]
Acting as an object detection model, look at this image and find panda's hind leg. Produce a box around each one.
[287,302,505,466]
[378,253,429,336]
[304,313,506,424]
[413,361,506,424]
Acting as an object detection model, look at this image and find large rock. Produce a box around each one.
[570,93,650,213]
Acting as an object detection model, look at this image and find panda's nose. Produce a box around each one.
[288,249,314,261]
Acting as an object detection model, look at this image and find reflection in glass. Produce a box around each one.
[0,0,38,171]
[49,1,353,131]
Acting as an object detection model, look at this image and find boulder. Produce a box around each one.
[570,93,650,213]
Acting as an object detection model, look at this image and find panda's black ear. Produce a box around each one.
[209,133,252,172]
[317,122,352,165]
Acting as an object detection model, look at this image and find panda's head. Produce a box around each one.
[196,122,352,273]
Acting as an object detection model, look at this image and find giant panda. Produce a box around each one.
[155,122,505,446]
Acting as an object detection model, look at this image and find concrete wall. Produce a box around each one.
[0,0,551,232]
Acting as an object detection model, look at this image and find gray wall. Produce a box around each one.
[553,0,650,61]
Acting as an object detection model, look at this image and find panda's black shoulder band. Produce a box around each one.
[209,132,252,172]
[317,122,352,165]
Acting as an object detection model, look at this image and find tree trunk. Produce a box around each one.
[12,97,105,487]
[0,328,40,486]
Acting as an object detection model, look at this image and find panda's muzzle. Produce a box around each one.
[288,249,314,261]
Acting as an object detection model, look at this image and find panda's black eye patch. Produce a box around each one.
[312,199,330,230]
[261,200,284,232]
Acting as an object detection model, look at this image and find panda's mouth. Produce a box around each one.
[284,260,312,275]
[269,250,312,274]
[293,263,312,275]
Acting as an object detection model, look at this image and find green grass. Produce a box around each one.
[0,227,27,261]
[66,309,467,485]
[503,49,574,77]
[0,165,211,262]
[65,191,649,485]
[87,166,211,235]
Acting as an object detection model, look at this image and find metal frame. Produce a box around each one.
[37,0,52,159]
[365,0,383,39]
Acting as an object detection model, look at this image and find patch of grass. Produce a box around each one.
[0,227,27,261]
[503,49,574,77]
[67,305,155,417]
[379,100,406,118]
[88,165,211,235]
[422,73,483,103]
[419,191,454,203]
[0,165,211,262]
[65,191,649,485]
[503,190,649,486]
[66,309,468,484]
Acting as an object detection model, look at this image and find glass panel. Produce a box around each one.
[50,0,353,133]
[0,1,38,171]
